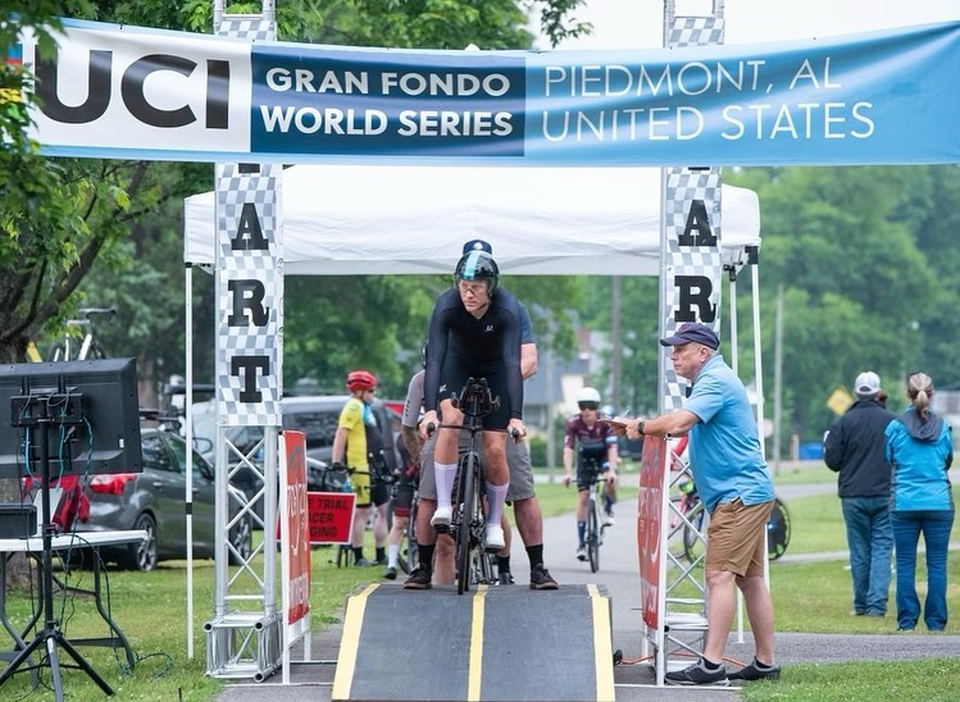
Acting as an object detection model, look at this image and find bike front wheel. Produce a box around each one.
[767,497,791,560]
[456,454,476,595]
[587,494,600,573]
[682,502,706,564]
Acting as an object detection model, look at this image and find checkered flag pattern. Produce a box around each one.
[667,17,725,48]
[215,17,283,427]
[661,13,723,412]
[217,15,275,42]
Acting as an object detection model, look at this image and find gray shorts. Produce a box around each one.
[418,430,535,502]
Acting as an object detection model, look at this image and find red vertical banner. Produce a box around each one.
[638,436,666,630]
[281,431,311,625]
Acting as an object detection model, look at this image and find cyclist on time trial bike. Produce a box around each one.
[562,386,620,562]
[419,250,529,569]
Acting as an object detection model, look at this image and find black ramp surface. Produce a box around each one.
[479,585,612,701]
[345,587,473,700]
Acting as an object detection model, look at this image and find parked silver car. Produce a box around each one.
[62,427,253,571]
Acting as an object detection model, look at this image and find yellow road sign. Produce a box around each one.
[827,385,853,416]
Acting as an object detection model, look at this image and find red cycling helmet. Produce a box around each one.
[346,369,377,392]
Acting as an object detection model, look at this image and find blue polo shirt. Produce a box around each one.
[685,354,774,513]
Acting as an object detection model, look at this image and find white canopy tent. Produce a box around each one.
[183,164,761,273]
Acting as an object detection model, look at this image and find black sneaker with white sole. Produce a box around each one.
[664,658,729,686]
[728,659,781,682]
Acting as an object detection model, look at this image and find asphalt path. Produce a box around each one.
[219,475,960,701]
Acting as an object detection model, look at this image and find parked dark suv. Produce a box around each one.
[191,395,401,503]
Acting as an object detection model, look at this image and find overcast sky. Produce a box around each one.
[532,0,960,50]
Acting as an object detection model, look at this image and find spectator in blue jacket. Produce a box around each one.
[824,371,896,617]
[884,371,954,632]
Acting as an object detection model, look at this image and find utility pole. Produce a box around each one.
[611,276,622,409]
[773,284,783,475]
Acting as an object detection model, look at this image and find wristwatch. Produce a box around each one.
[638,420,645,436]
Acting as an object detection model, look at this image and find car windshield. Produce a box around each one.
[283,409,338,449]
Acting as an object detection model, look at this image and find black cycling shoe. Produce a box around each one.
[384,566,397,580]
[498,571,515,585]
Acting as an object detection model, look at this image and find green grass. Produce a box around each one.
[739,659,960,701]
[3,478,958,700]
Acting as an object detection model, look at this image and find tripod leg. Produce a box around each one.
[45,635,64,702]
[0,628,46,687]
[55,632,114,695]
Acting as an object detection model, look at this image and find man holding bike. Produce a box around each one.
[609,322,778,685]
[562,386,619,562]
[416,247,557,591]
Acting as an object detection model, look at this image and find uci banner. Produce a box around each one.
[17,18,960,166]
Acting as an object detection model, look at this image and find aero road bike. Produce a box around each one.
[429,376,502,595]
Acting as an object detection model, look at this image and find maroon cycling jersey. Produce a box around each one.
[564,414,617,455]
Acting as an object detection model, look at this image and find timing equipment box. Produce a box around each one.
[0,503,38,538]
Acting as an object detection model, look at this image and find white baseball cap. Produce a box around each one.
[854,371,881,397]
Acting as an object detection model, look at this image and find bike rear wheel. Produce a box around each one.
[456,454,476,595]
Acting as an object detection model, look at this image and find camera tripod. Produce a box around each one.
[0,392,113,700]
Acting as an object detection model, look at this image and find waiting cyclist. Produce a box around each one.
[416,247,557,590]
[562,386,619,562]
[331,370,389,567]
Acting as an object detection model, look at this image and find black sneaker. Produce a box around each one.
[665,658,729,686]
[498,571,515,585]
[529,564,559,590]
[384,566,397,580]
[354,557,376,567]
[728,659,781,682]
[403,565,432,590]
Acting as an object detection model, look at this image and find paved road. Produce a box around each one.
[218,476,960,700]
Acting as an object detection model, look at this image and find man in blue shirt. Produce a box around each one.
[611,322,778,686]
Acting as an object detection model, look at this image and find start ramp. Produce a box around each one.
[333,583,615,701]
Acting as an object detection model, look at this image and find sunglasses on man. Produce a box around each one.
[578,402,599,411]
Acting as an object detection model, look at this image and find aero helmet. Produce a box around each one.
[454,250,499,294]
[577,386,601,409]
[345,369,377,392]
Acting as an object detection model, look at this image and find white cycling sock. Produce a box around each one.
[434,462,457,510]
[485,481,509,526]
[387,543,399,568]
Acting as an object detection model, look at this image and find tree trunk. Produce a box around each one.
[0,479,32,588]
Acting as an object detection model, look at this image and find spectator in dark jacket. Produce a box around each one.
[824,371,897,616]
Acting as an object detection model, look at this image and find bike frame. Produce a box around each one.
[435,377,499,595]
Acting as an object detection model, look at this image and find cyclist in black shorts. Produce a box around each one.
[563,387,620,562]
[420,249,550,583]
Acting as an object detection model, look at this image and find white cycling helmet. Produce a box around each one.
[577,386,601,408]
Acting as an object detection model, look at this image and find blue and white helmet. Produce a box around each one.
[454,250,499,294]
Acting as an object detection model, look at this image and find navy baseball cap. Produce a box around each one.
[462,239,493,255]
[659,322,720,350]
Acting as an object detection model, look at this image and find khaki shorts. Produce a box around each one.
[705,498,774,577]
[418,431,535,502]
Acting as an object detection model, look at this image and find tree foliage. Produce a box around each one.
[6,1,590,406]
